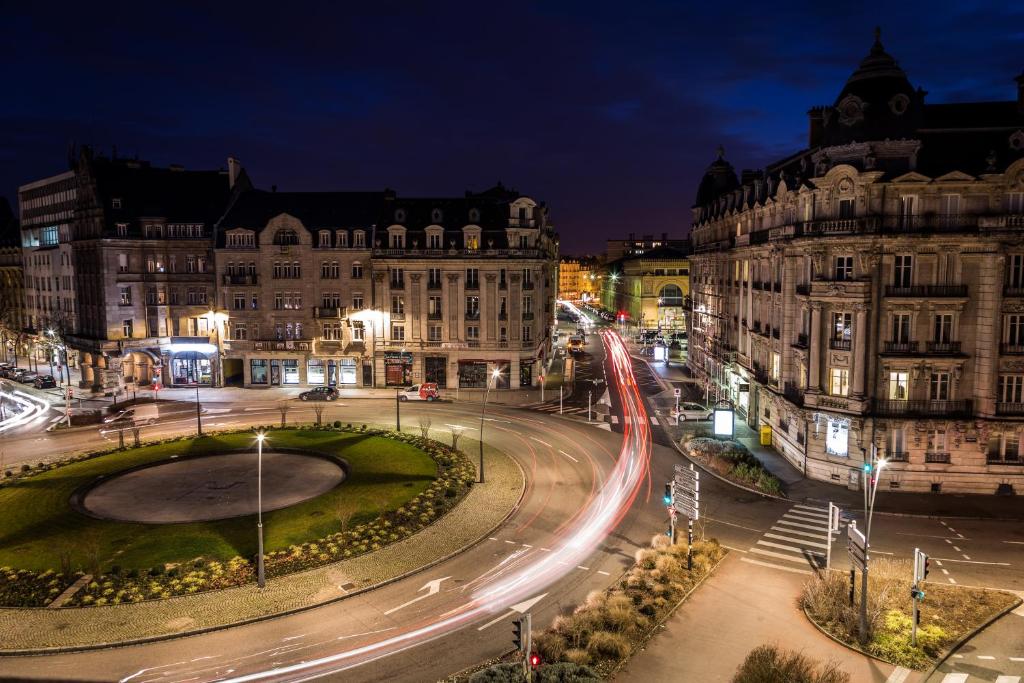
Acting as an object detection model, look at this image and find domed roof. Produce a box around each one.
[834,27,915,106]
[694,145,739,207]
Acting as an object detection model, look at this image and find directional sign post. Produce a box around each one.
[825,502,841,570]
[672,463,700,569]
[847,521,867,572]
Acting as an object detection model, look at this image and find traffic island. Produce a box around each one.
[684,436,785,497]
[462,536,727,681]
[0,429,524,651]
[801,558,1021,669]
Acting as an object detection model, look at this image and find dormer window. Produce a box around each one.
[394,208,406,223]
[387,225,407,249]
[463,226,482,251]
[318,230,331,247]
[353,230,366,248]
[431,208,443,223]
[468,208,480,222]
[226,230,256,248]
[426,226,445,250]
[112,198,122,209]
[337,230,348,247]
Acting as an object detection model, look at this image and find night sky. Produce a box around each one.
[3,2,1022,253]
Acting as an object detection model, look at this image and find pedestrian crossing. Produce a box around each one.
[937,675,1020,683]
[740,503,841,575]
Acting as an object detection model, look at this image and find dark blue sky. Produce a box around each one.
[3,2,1022,252]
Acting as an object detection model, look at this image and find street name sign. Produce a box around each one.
[847,524,868,571]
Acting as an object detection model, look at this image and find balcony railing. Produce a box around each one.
[1000,343,1024,355]
[465,280,480,290]
[874,399,973,417]
[829,338,852,351]
[885,284,968,298]
[924,452,951,464]
[886,451,909,462]
[987,453,1023,465]
[996,402,1024,415]
[313,306,346,318]
[793,333,809,348]
[373,247,544,259]
[427,311,443,320]
[795,283,810,296]
[783,382,804,407]
[427,280,442,290]
[523,311,535,321]
[465,311,480,320]
[390,279,405,290]
[752,365,769,385]
[522,280,535,290]
[222,274,259,285]
[1004,285,1024,297]
[925,341,962,354]
[883,341,918,354]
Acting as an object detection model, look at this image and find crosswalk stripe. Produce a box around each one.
[885,667,912,683]
[775,519,827,532]
[940,675,968,683]
[740,557,812,575]
[610,416,619,424]
[649,416,659,425]
[756,540,824,556]
[995,676,1022,683]
[783,510,829,523]
[748,547,820,565]
[792,504,828,513]
[770,525,834,541]
[764,533,829,550]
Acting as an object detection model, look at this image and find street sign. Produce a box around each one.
[673,500,699,520]
[673,472,698,488]
[673,388,681,398]
[847,524,868,571]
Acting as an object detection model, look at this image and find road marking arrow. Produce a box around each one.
[476,593,548,631]
[383,577,451,616]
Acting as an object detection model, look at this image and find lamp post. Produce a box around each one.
[256,430,266,588]
[858,445,887,641]
[396,386,401,432]
[195,384,203,436]
[478,368,501,484]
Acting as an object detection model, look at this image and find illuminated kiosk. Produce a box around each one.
[713,400,734,440]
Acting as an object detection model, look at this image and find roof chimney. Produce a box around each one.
[1016,72,1024,114]
[227,156,241,189]
[807,107,825,147]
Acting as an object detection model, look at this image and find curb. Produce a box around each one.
[0,439,528,656]
[801,603,899,668]
[922,595,1023,681]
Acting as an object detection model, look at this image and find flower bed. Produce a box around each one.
[685,437,784,496]
[0,568,80,607]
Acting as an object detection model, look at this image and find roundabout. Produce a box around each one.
[78,451,346,524]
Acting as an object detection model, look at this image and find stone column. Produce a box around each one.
[852,303,868,398]
[809,302,822,392]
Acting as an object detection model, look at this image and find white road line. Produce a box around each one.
[764,533,829,550]
[610,415,619,424]
[789,507,829,518]
[885,667,912,683]
[1011,657,1024,662]
[649,416,658,425]
[770,525,832,541]
[963,555,971,560]
[530,437,551,447]
[952,545,962,552]
[933,558,1011,566]
[739,557,812,575]
[577,566,589,571]
[941,568,950,575]
[935,560,944,567]
[782,512,829,524]
[995,676,1021,683]
[792,504,828,513]
[748,547,820,565]
[775,519,826,532]
[756,540,824,556]
[1005,541,1024,545]
[948,577,957,584]
[945,539,953,544]
[521,544,533,549]
[940,675,968,683]
[558,449,579,463]
[488,537,498,541]
[977,655,996,660]
[504,540,516,545]
[597,570,610,576]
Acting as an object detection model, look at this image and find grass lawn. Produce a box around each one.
[0,430,436,573]
[802,558,1021,669]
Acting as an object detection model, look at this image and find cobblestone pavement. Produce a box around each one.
[0,439,523,651]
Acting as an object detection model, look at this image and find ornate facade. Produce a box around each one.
[689,33,1024,494]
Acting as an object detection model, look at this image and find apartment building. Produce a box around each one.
[689,33,1024,494]
[601,244,690,332]
[558,258,582,300]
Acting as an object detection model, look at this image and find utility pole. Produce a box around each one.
[588,390,592,422]
[395,388,401,432]
[195,384,203,436]
[256,431,266,588]
[825,502,840,570]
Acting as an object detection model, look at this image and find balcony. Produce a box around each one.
[390,279,405,290]
[882,341,918,354]
[792,333,808,349]
[498,312,508,321]
[885,213,979,234]
[987,453,1023,465]
[522,280,535,290]
[924,452,951,464]
[1004,285,1024,297]
[373,247,544,259]
[805,217,880,235]
[829,338,852,351]
[773,281,782,293]
[465,280,480,290]
[465,311,480,321]
[783,382,804,407]
[874,399,973,417]
[523,311,535,321]
[886,451,909,463]
[1000,343,1024,355]
[885,284,968,298]
[427,280,442,290]
[390,311,405,321]
[996,402,1024,415]
[752,364,769,385]
[925,341,962,355]
[752,280,764,291]
[313,306,346,318]
[498,279,507,290]
[427,311,443,320]
[771,326,780,340]
[222,274,258,285]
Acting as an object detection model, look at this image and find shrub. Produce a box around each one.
[533,631,568,663]
[585,630,630,660]
[468,662,526,682]
[732,644,849,683]
[333,420,342,428]
[148,565,165,577]
[535,662,600,682]
[20,464,30,472]
[562,648,591,666]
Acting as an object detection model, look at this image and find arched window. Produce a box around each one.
[273,228,299,245]
[659,284,684,306]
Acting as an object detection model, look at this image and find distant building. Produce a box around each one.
[0,198,26,362]
[606,233,690,262]
[558,258,581,300]
[688,31,1024,494]
[601,244,691,331]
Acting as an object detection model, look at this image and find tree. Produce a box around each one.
[450,425,464,450]
[335,498,359,535]
[418,416,432,439]
[278,402,290,428]
[313,404,325,426]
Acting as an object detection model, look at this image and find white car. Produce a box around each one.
[675,402,713,421]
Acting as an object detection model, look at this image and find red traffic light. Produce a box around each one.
[529,653,541,669]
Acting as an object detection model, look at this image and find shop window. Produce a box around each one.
[340,358,357,385]
[251,359,268,384]
[283,360,299,384]
[459,361,487,388]
[307,359,325,384]
[825,417,849,457]
[520,360,534,387]
[172,351,212,385]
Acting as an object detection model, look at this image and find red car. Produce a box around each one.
[398,383,440,401]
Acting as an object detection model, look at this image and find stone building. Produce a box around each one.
[214,189,382,387]
[601,244,690,332]
[0,199,26,363]
[67,150,238,393]
[688,32,1024,494]
[558,258,582,300]
[370,185,558,390]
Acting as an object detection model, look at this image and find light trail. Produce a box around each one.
[216,329,651,682]
[0,388,51,434]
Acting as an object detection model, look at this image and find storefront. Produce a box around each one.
[171,351,213,386]
[459,360,487,388]
[520,359,535,387]
[385,351,413,386]
[494,361,511,389]
[425,355,447,387]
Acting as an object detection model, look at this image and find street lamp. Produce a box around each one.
[857,445,887,641]
[255,430,266,588]
[478,368,502,484]
[195,384,202,436]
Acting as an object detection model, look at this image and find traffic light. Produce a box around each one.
[663,483,672,506]
[512,618,524,651]
[922,555,930,581]
[910,587,926,601]
[529,653,541,669]
[863,462,872,473]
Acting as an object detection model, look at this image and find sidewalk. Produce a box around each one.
[631,352,1024,520]
[615,552,903,682]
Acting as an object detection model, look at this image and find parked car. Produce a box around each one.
[567,336,585,354]
[17,371,38,384]
[299,386,339,401]
[33,375,57,389]
[675,402,713,421]
[398,383,440,401]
